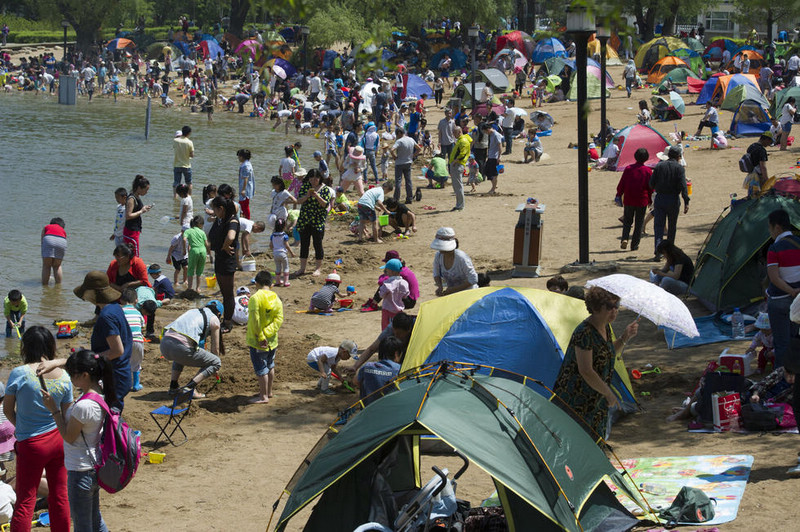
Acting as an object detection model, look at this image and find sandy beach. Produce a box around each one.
[3,48,800,531]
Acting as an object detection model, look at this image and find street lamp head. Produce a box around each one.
[61,19,70,28]
[300,26,310,37]
[566,7,594,34]
[468,26,479,39]
[596,25,611,39]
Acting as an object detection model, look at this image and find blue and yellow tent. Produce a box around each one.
[400,287,637,405]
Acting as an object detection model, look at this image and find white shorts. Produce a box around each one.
[274,253,289,274]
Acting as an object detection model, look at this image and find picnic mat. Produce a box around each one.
[609,455,753,526]
[661,314,754,349]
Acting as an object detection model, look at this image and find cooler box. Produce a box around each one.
[718,348,755,376]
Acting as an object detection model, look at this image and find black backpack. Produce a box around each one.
[740,403,780,431]
[738,152,754,173]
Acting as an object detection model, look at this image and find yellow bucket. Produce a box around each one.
[205,275,217,289]
[148,452,166,464]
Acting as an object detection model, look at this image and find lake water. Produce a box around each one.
[0,92,305,357]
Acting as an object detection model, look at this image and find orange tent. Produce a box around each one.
[708,73,759,105]
[725,50,765,77]
[647,56,689,83]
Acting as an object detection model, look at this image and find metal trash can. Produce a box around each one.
[58,75,78,105]
[512,202,544,277]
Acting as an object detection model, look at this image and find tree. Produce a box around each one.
[42,0,122,52]
[732,0,800,45]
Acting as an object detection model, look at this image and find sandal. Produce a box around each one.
[221,325,233,334]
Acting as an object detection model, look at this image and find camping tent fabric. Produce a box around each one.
[497,30,536,59]
[489,48,528,71]
[274,365,649,532]
[729,99,772,136]
[540,57,576,76]
[653,67,698,87]
[430,47,468,70]
[647,56,689,83]
[725,50,765,76]
[770,86,800,117]
[567,71,611,100]
[703,38,739,61]
[532,37,567,63]
[685,37,705,52]
[404,73,433,99]
[465,68,510,92]
[634,36,686,72]
[587,65,615,88]
[686,76,707,93]
[197,40,223,60]
[651,91,685,120]
[670,48,707,79]
[721,83,769,111]
[696,73,759,106]
[587,39,621,65]
[612,124,672,170]
[691,192,800,312]
[400,287,637,406]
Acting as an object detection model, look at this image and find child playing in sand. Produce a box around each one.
[746,313,775,373]
[270,219,295,287]
[523,128,543,163]
[309,273,342,313]
[166,228,189,286]
[110,187,127,247]
[4,289,26,338]
[378,259,410,329]
[148,264,175,303]
[340,146,367,196]
[357,181,393,243]
[184,215,209,291]
[306,340,358,395]
[333,186,351,213]
[384,197,417,236]
[120,288,145,391]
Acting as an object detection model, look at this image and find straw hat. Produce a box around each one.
[430,227,457,252]
[74,271,120,305]
[350,146,366,160]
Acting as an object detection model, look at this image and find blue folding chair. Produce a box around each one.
[150,388,194,447]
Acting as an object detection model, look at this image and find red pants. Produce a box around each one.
[12,428,70,532]
[381,309,398,330]
[239,198,251,219]
[122,227,141,257]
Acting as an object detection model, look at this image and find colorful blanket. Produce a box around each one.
[610,455,752,526]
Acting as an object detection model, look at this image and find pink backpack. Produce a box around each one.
[78,392,141,493]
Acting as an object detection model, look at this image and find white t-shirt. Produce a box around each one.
[306,346,339,369]
[171,233,188,260]
[64,398,104,471]
[358,187,384,210]
[203,197,215,234]
[271,189,292,222]
[239,217,254,235]
[781,103,797,125]
[180,196,193,226]
[309,76,321,93]
[279,157,296,176]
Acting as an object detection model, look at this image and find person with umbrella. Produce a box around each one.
[553,286,639,440]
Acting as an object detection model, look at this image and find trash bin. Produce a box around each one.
[58,74,78,105]
[512,202,544,277]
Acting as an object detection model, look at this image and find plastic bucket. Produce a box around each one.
[687,180,693,196]
[378,214,389,226]
[148,452,166,464]
[241,255,257,272]
[205,275,217,289]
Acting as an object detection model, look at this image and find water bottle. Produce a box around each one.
[731,308,746,339]
[639,482,667,495]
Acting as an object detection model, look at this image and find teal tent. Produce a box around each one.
[272,363,654,532]
[691,192,800,312]
[770,86,800,117]
[721,83,768,111]
[567,70,611,100]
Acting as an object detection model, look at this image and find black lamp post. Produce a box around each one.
[61,19,69,63]
[567,7,595,264]
[597,25,610,153]
[301,26,310,73]
[468,25,479,110]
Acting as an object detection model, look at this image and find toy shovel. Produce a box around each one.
[631,367,661,379]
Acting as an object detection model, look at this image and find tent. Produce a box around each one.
[653,67,698,87]
[567,70,612,100]
[197,40,223,60]
[695,73,759,105]
[272,362,652,532]
[497,30,536,59]
[721,83,769,111]
[399,287,637,407]
[540,56,576,76]
[587,39,621,65]
[610,124,672,170]
[646,56,689,83]
[106,38,135,51]
[685,37,705,52]
[691,192,800,312]
[453,83,504,109]
[670,48,707,79]
[430,47,468,70]
[532,37,567,63]
[729,99,772,136]
[404,73,433,99]
[464,68,510,92]
[703,38,739,61]
[489,48,527,71]
[651,91,685,120]
[634,36,686,72]
[725,50,765,76]
[769,86,800,117]
[588,65,615,87]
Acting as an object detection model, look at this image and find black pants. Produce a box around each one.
[621,205,646,250]
[299,226,325,260]
[434,89,443,105]
[653,194,680,254]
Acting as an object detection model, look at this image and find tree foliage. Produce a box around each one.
[732,0,800,44]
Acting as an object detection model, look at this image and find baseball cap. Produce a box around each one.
[236,286,251,296]
[339,340,358,355]
[382,250,400,263]
[381,258,403,272]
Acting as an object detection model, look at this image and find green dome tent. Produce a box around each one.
[721,83,769,111]
[567,71,611,100]
[770,86,800,117]
[690,192,800,312]
[271,362,654,532]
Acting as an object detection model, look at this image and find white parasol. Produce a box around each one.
[585,273,699,338]
[508,107,528,118]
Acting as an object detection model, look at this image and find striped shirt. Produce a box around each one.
[766,231,800,298]
[122,304,145,343]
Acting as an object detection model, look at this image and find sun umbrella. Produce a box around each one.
[545,74,562,91]
[585,274,699,338]
[235,39,261,58]
[508,107,528,118]
[106,38,135,51]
